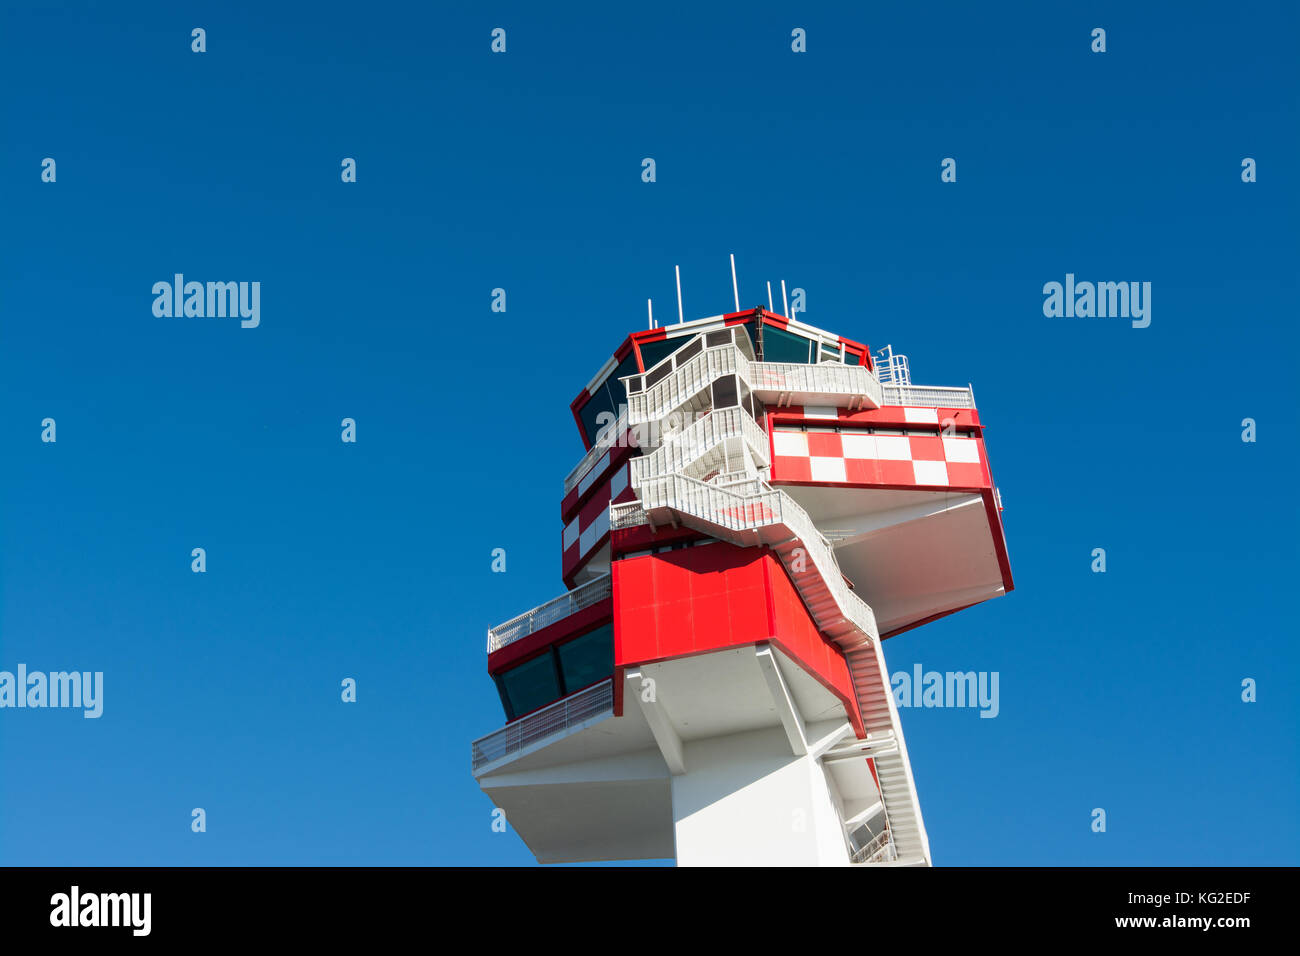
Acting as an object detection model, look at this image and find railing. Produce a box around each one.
[628,406,769,487]
[749,361,883,407]
[632,471,784,533]
[610,499,649,531]
[486,574,612,653]
[604,328,929,861]
[619,334,972,439]
[709,469,758,484]
[616,472,878,642]
[562,411,628,495]
[850,827,898,864]
[625,344,891,427]
[710,472,768,496]
[623,345,749,425]
[873,345,910,386]
[881,383,975,409]
[471,679,614,772]
[632,325,755,392]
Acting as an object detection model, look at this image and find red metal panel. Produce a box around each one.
[561,534,608,589]
[908,435,945,461]
[806,431,843,458]
[772,406,983,430]
[614,544,769,658]
[776,456,812,482]
[878,460,915,485]
[944,462,985,487]
[578,483,610,528]
[569,387,592,450]
[609,524,706,555]
[982,486,1015,594]
[760,557,864,737]
[844,458,879,484]
[561,443,633,522]
[771,420,994,493]
[612,542,863,736]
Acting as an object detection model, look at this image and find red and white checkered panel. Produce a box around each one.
[561,438,635,524]
[771,425,989,489]
[562,463,631,575]
[778,403,982,429]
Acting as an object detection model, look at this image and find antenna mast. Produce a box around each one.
[730,254,740,312]
[675,265,684,324]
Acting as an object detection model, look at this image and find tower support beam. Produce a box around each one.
[755,645,807,756]
[626,669,686,775]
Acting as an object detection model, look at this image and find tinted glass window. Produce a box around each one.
[499,652,560,719]
[646,362,672,388]
[712,374,739,409]
[579,387,617,447]
[736,322,756,356]
[557,624,613,693]
[638,337,683,371]
[611,352,639,397]
[845,351,862,366]
[763,326,813,364]
[677,337,703,363]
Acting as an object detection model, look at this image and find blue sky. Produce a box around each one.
[1,0,1296,865]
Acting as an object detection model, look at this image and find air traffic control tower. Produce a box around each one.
[471,305,1013,865]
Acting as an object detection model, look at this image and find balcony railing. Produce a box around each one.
[623,344,748,425]
[880,383,975,409]
[874,345,910,386]
[486,574,612,653]
[850,827,898,864]
[471,678,614,772]
[749,361,883,408]
[631,325,755,393]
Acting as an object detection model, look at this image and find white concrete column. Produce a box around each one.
[671,726,849,866]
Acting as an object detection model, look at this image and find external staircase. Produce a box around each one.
[611,328,932,865]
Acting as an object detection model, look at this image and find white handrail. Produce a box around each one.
[850,827,897,864]
[487,574,612,653]
[635,325,756,385]
[624,345,747,425]
[625,342,889,428]
[880,383,975,408]
[472,679,614,771]
[873,345,910,387]
[749,361,883,407]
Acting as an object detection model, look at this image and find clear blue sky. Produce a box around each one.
[1,0,1296,865]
